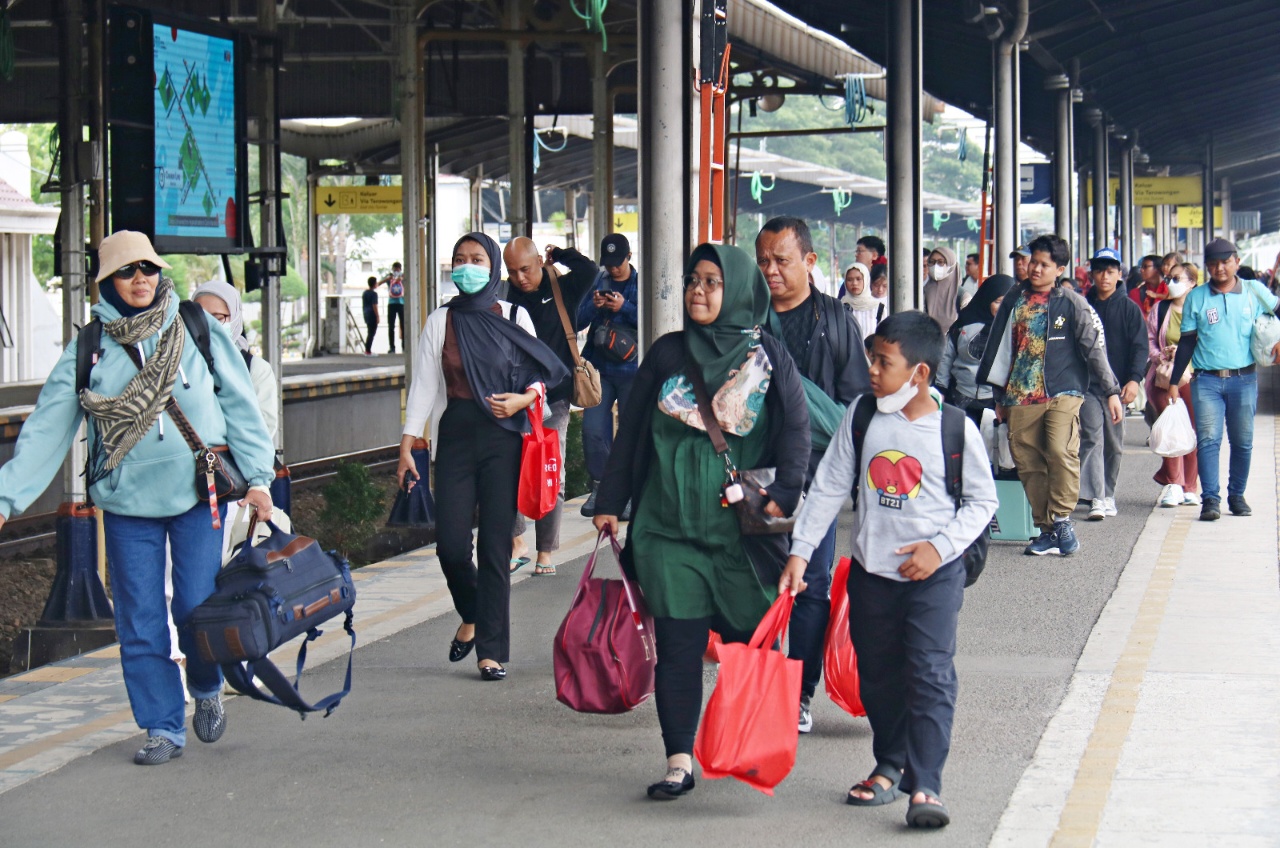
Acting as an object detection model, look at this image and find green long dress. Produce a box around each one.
[629,400,776,634]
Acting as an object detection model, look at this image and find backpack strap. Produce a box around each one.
[940,403,966,511]
[221,610,356,718]
[240,348,254,370]
[1156,298,1171,336]
[177,300,217,384]
[508,302,518,323]
[75,319,104,395]
[848,394,878,508]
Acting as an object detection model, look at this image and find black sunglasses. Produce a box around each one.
[112,261,163,279]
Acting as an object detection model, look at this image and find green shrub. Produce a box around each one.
[318,461,386,560]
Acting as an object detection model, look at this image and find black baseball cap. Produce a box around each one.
[600,233,631,267]
[1204,238,1238,261]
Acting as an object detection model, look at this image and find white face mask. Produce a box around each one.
[930,263,951,281]
[1165,280,1190,299]
[877,365,921,414]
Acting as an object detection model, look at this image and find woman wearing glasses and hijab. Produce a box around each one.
[0,230,276,766]
[399,232,567,682]
[593,243,810,800]
[192,280,279,442]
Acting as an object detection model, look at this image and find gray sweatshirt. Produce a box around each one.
[790,396,999,582]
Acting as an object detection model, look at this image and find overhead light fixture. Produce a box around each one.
[758,92,785,113]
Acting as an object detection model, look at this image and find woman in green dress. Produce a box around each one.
[593,243,811,799]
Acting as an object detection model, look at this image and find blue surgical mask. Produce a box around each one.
[452,263,490,294]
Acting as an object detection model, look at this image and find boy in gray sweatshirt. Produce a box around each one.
[787,311,998,829]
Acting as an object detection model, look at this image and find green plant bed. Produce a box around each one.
[565,409,590,500]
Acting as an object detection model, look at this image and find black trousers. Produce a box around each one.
[363,315,378,354]
[434,400,522,663]
[847,559,964,797]
[653,617,752,758]
[387,302,404,351]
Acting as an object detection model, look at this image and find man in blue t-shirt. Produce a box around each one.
[378,261,405,354]
[1169,238,1280,520]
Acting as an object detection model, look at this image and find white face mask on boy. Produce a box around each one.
[876,365,921,414]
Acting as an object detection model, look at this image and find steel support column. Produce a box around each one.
[590,44,612,250]
[1202,140,1214,252]
[1077,167,1091,259]
[256,0,283,448]
[1089,110,1109,256]
[886,0,921,313]
[1118,141,1134,267]
[86,0,106,292]
[1220,177,1231,241]
[57,0,87,497]
[397,0,425,381]
[1048,75,1073,245]
[506,0,528,238]
[306,162,321,356]
[993,1,1028,277]
[638,0,688,345]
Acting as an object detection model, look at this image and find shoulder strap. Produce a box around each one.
[941,403,966,511]
[508,302,518,323]
[222,612,356,717]
[1157,298,1171,333]
[112,337,209,455]
[178,300,217,382]
[685,360,730,456]
[241,348,254,370]
[546,263,584,366]
[75,319,104,395]
[848,394,877,507]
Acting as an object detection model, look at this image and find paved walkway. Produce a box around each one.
[1,377,1278,846]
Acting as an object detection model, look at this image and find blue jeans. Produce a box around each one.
[581,371,635,481]
[1191,372,1258,501]
[103,502,227,747]
[787,520,838,699]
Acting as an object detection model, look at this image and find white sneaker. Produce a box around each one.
[1182,491,1201,506]
[1087,499,1106,521]
[1104,497,1118,517]
[1158,484,1184,508]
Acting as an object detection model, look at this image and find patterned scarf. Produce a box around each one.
[80,278,186,475]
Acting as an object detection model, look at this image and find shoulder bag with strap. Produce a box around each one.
[849,395,988,587]
[1247,280,1280,367]
[546,263,603,408]
[686,360,800,536]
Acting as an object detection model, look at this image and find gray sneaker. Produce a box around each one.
[798,694,813,734]
[193,696,226,743]
[579,480,599,518]
[134,736,183,765]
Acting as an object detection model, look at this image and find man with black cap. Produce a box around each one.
[1168,238,1280,520]
[1080,247,1147,521]
[1010,245,1031,283]
[577,233,639,518]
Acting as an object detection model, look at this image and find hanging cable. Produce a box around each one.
[532,128,569,174]
[844,76,868,126]
[0,3,14,82]
[749,171,774,205]
[832,188,853,216]
[570,0,609,52]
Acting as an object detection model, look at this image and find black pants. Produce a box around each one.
[434,400,522,663]
[653,617,752,758]
[363,314,378,354]
[847,559,964,797]
[387,302,404,352]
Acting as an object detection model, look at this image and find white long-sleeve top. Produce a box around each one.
[790,396,998,582]
[402,301,539,445]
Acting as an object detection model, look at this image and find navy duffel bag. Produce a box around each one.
[185,520,357,717]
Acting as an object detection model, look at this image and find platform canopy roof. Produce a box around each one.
[770,0,1280,233]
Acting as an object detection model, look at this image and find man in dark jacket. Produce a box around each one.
[755,215,871,735]
[1080,248,1147,520]
[978,234,1122,558]
[503,236,598,574]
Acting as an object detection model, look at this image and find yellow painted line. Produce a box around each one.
[84,645,120,659]
[0,695,17,704]
[12,666,98,683]
[1049,512,1193,847]
[0,707,136,771]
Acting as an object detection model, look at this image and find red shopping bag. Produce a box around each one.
[517,397,561,520]
[693,593,802,795]
[824,557,866,717]
[553,527,656,714]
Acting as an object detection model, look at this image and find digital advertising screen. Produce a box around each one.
[108,6,246,254]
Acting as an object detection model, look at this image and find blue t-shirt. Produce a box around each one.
[1181,278,1279,371]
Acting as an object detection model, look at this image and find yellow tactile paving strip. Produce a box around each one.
[1048,502,1195,846]
[14,666,98,683]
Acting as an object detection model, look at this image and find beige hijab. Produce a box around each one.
[923,245,960,333]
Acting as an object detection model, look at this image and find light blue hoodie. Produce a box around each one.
[0,295,275,520]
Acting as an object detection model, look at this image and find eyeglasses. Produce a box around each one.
[684,275,724,292]
[111,261,163,279]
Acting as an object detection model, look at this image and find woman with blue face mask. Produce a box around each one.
[399,233,568,681]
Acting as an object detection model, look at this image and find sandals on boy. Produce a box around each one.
[846,766,904,806]
[905,791,951,829]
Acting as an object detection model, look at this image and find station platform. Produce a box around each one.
[1,376,1278,847]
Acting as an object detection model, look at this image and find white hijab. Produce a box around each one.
[192,279,250,352]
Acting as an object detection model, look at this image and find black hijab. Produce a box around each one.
[99,276,153,318]
[447,232,569,434]
[955,273,1015,331]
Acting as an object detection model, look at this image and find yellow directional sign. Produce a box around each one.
[1088,176,1203,206]
[612,212,638,232]
[1137,207,1222,228]
[315,185,402,215]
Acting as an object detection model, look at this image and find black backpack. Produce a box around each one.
[75,299,253,394]
[849,395,990,587]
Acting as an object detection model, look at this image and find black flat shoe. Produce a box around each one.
[478,663,507,681]
[448,629,475,663]
[647,767,695,800]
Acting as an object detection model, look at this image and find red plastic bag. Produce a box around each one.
[824,557,866,717]
[517,397,561,520]
[553,528,656,714]
[693,593,802,795]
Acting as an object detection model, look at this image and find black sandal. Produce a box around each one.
[647,767,695,800]
[846,765,904,806]
[905,791,950,828]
